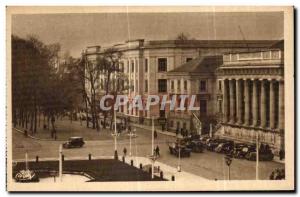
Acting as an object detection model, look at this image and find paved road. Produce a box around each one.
[12,122,284,180]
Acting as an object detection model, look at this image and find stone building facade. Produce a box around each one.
[83,39,278,126]
[166,55,222,133]
[216,44,284,153]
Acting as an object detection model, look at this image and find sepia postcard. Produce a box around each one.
[6,6,294,191]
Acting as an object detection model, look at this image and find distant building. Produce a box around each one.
[166,55,222,133]
[216,40,284,153]
[83,39,279,127]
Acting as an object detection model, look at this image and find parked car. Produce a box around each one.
[233,143,256,159]
[246,144,274,161]
[168,142,192,157]
[206,138,228,151]
[63,137,85,148]
[185,140,204,153]
[215,140,234,154]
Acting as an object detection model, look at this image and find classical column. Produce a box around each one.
[252,79,258,126]
[244,79,250,126]
[229,79,236,123]
[269,80,276,129]
[223,79,229,123]
[278,80,284,130]
[236,79,243,124]
[260,80,267,128]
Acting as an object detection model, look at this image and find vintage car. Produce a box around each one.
[245,144,274,161]
[185,140,205,153]
[232,143,256,159]
[214,140,234,154]
[168,142,192,157]
[63,137,85,148]
[14,170,39,182]
[206,138,228,151]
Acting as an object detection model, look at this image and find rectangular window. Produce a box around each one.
[184,80,187,90]
[145,59,148,72]
[145,80,148,92]
[158,58,167,72]
[200,80,207,92]
[158,79,167,93]
[218,81,222,91]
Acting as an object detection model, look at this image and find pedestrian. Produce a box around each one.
[180,128,184,136]
[176,128,179,136]
[155,145,160,157]
[123,147,127,157]
[154,130,158,139]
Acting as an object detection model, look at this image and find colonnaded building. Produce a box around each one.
[216,40,284,153]
[83,39,283,142]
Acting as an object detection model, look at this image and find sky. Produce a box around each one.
[11,12,283,57]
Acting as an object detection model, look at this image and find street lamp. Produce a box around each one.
[112,108,119,160]
[177,136,183,172]
[128,128,136,157]
[224,155,233,180]
[147,116,156,179]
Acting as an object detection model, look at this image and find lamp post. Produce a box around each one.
[59,144,62,182]
[151,116,154,178]
[147,117,156,179]
[177,137,182,172]
[25,151,28,171]
[129,128,135,157]
[256,131,260,180]
[225,155,232,180]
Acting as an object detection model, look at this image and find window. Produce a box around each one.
[158,58,167,72]
[177,80,181,91]
[184,80,187,91]
[145,59,148,72]
[186,58,192,62]
[171,80,174,90]
[145,80,148,92]
[158,79,167,93]
[200,100,207,117]
[200,80,207,92]
[218,81,222,91]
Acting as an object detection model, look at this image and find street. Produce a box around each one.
[12,119,284,180]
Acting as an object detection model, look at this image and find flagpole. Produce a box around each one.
[151,116,154,179]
